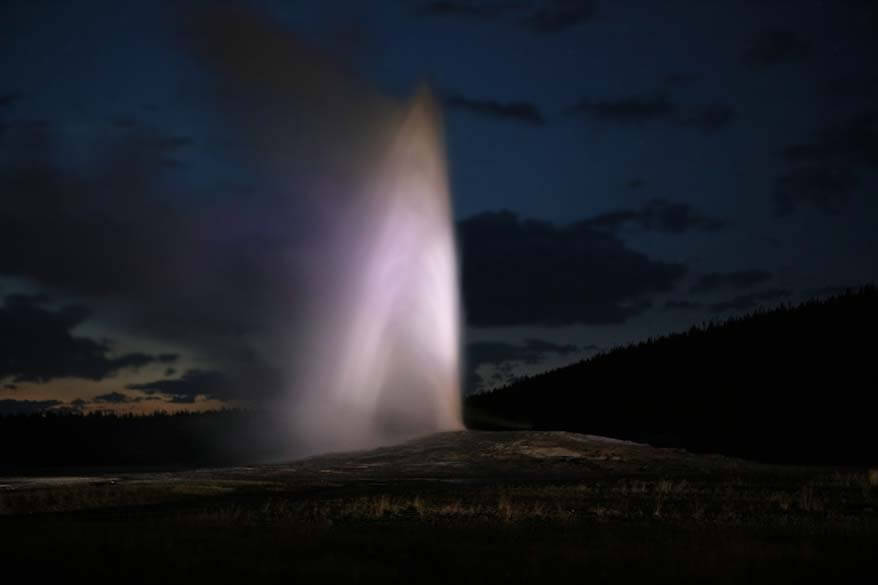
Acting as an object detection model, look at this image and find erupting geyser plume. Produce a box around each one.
[183,3,463,454]
[296,89,464,451]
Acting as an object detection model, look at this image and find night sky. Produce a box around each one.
[2,0,876,414]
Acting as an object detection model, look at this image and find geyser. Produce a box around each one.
[179,3,462,454]
[295,88,464,453]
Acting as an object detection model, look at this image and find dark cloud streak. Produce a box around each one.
[0,114,284,400]
[445,94,545,125]
[418,0,506,18]
[664,72,703,88]
[418,0,597,33]
[568,93,735,134]
[568,94,675,123]
[127,369,238,402]
[585,199,726,235]
[774,165,859,217]
[0,295,178,384]
[0,92,22,108]
[664,300,703,310]
[743,29,812,68]
[783,110,878,168]
[93,392,140,404]
[675,103,737,134]
[691,270,773,294]
[710,289,792,313]
[459,211,686,326]
[522,0,597,33]
[821,75,878,100]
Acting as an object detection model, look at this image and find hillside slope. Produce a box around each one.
[465,287,877,464]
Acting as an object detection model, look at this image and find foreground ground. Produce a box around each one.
[2,431,876,583]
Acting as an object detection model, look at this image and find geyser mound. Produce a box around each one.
[295,88,463,453]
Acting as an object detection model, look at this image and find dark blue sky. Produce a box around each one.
[1,0,876,410]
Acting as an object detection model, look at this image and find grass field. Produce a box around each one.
[2,431,876,583]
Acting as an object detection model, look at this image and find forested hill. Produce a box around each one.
[464,286,877,465]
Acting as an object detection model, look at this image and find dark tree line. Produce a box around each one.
[0,410,286,471]
[465,286,877,465]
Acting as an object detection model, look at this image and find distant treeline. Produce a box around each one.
[0,410,287,471]
[465,286,877,466]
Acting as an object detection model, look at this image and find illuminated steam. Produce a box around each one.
[297,91,461,448]
[294,89,464,452]
[179,4,463,454]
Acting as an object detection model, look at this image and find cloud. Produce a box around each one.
[465,338,584,392]
[774,110,874,217]
[690,270,773,294]
[675,103,737,134]
[805,284,860,298]
[584,199,726,235]
[710,289,792,313]
[522,0,597,33]
[458,211,686,326]
[820,75,878,100]
[664,300,703,310]
[570,96,736,133]
[774,165,859,217]
[418,0,597,33]
[0,116,284,399]
[0,92,22,108]
[418,0,507,18]
[743,29,812,68]
[157,136,193,150]
[567,94,676,123]
[0,294,178,383]
[782,110,878,168]
[664,72,704,88]
[0,399,62,415]
[127,369,237,402]
[93,392,140,404]
[111,115,138,129]
[444,94,545,125]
